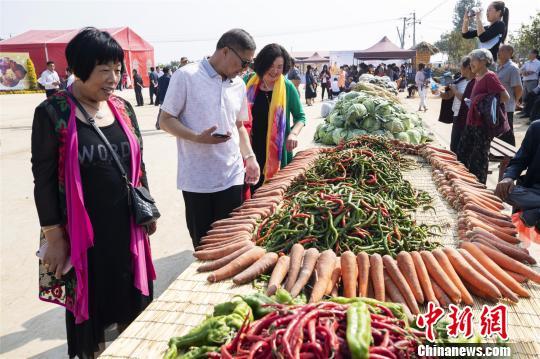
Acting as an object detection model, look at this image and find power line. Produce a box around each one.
[149,18,401,43]
[420,0,451,21]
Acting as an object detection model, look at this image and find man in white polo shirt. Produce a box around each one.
[38,61,60,98]
[159,29,260,247]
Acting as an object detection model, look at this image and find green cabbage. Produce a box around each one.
[394,132,410,142]
[332,128,347,144]
[343,91,362,101]
[362,99,376,114]
[383,119,405,133]
[346,103,367,123]
[360,117,381,131]
[407,129,422,144]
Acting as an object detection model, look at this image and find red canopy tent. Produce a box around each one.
[354,36,416,61]
[0,27,154,86]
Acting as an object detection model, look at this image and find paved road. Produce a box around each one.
[0,88,529,357]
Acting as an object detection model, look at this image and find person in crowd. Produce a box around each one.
[158,29,260,248]
[462,1,509,62]
[330,61,339,75]
[148,67,158,105]
[156,66,164,78]
[386,65,395,81]
[313,66,320,81]
[457,48,510,184]
[440,56,475,153]
[319,64,332,100]
[338,66,346,92]
[155,66,172,130]
[331,75,340,97]
[121,71,128,89]
[286,58,301,94]
[358,63,368,76]
[64,67,75,89]
[305,65,317,106]
[423,63,433,81]
[132,69,144,106]
[243,43,306,191]
[495,120,540,229]
[416,63,428,112]
[38,61,61,98]
[521,83,540,121]
[349,65,359,82]
[519,49,540,117]
[31,27,156,359]
[496,44,522,146]
[180,57,189,67]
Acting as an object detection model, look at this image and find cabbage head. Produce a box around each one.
[407,129,422,144]
[316,123,328,140]
[346,103,367,123]
[360,116,381,132]
[329,113,345,127]
[343,91,362,101]
[394,132,410,142]
[332,128,347,144]
[362,99,376,114]
[383,119,405,133]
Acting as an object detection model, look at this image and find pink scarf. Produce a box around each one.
[64,94,155,323]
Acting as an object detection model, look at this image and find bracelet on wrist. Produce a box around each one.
[42,224,61,234]
[243,153,256,161]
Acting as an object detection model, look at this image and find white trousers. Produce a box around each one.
[418,86,427,108]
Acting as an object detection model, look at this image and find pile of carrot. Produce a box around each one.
[192,139,538,315]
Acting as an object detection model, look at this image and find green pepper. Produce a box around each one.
[346,301,371,359]
[168,316,231,350]
[240,292,277,319]
[163,343,178,359]
[178,346,219,359]
[273,288,294,304]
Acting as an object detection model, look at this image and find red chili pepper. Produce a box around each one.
[340,216,347,228]
[366,173,378,185]
[292,213,311,219]
[393,225,401,242]
[299,237,317,245]
[380,206,390,217]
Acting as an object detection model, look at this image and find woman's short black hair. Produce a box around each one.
[253,43,291,78]
[418,63,425,70]
[65,27,125,82]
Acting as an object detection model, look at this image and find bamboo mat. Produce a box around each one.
[101,155,540,359]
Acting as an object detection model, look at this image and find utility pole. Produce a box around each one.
[396,17,407,49]
[410,12,421,47]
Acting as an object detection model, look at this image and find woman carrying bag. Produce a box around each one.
[31,27,157,358]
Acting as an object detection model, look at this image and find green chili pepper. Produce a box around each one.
[178,346,219,359]
[346,301,371,359]
[168,316,231,350]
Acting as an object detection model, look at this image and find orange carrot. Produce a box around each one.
[410,251,438,306]
[326,257,341,296]
[341,251,358,298]
[472,242,540,284]
[290,248,320,297]
[384,270,413,318]
[369,254,385,301]
[207,246,266,282]
[432,249,474,305]
[356,252,370,297]
[431,278,451,308]
[194,240,253,261]
[505,270,528,283]
[309,250,337,303]
[457,248,519,302]
[197,243,254,272]
[284,244,305,292]
[267,255,290,296]
[233,252,279,285]
[383,255,420,314]
[460,242,530,298]
[396,251,424,304]
[442,247,501,301]
[420,251,462,304]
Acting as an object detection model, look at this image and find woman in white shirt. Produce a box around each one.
[415,63,428,111]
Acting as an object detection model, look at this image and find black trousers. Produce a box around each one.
[135,87,143,106]
[182,185,244,248]
[321,84,332,100]
[149,86,157,104]
[498,112,515,146]
[450,117,463,154]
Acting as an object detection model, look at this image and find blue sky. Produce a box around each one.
[1,0,537,63]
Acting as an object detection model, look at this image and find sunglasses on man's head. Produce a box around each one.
[228,47,253,69]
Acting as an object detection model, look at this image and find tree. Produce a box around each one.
[452,0,481,31]
[509,12,540,59]
[26,58,38,90]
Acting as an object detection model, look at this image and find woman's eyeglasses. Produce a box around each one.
[229,47,253,69]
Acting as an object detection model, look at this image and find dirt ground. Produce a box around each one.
[0,87,530,357]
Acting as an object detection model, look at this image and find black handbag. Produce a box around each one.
[67,92,160,226]
[438,96,455,124]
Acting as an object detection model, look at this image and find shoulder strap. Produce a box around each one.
[66,91,130,185]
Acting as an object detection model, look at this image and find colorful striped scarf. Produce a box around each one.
[245,74,287,181]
